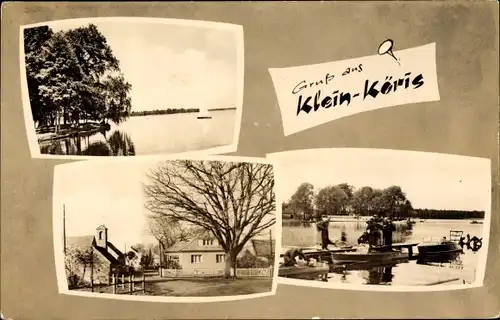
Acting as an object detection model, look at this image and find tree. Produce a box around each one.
[143,160,275,278]
[35,31,86,131]
[351,186,376,216]
[24,23,132,129]
[64,245,104,289]
[337,183,354,199]
[315,185,348,217]
[289,183,315,221]
[148,215,194,255]
[24,26,54,127]
[140,248,155,269]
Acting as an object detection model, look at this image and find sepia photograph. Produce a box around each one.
[20,17,244,158]
[270,148,491,291]
[53,156,278,302]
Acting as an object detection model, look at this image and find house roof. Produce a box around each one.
[166,232,224,253]
[251,239,275,257]
[66,235,122,265]
[66,235,95,248]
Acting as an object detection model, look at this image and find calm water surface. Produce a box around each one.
[45,110,236,156]
[282,219,485,286]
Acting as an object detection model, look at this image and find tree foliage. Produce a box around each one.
[24,24,132,129]
[143,160,275,278]
[315,185,349,217]
[65,245,105,289]
[288,182,315,221]
[236,249,271,268]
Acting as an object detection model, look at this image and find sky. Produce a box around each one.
[273,149,490,212]
[55,158,275,250]
[48,18,240,112]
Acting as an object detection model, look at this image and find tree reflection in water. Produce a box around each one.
[40,130,135,156]
[361,265,394,285]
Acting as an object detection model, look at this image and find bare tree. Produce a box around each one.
[143,160,276,278]
[148,215,195,258]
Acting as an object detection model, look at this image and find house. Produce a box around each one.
[163,232,276,273]
[65,225,128,285]
[164,233,227,274]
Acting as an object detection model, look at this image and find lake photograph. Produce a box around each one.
[270,148,491,290]
[20,18,243,158]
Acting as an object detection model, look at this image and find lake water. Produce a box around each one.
[282,219,485,286]
[42,110,237,156]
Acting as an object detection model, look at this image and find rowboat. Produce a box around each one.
[331,250,409,264]
[278,264,330,281]
[416,241,462,264]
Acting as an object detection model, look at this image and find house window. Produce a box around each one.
[216,254,225,263]
[98,231,103,240]
[169,255,179,262]
[191,254,202,264]
[202,239,215,246]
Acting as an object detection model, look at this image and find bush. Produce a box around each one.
[236,250,271,268]
[162,259,182,270]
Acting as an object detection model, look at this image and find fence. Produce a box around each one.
[160,267,273,279]
[90,273,147,295]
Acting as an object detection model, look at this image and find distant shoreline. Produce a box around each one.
[130,107,237,117]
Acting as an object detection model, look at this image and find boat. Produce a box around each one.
[331,249,409,265]
[278,264,330,281]
[196,108,212,119]
[416,241,462,264]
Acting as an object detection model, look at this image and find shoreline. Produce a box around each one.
[130,108,237,117]
[36,122,105,144]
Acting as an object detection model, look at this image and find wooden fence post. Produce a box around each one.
[142,274,146,294]
[121,274,125,289]
[128,274,133,294]
[112,274,116,294]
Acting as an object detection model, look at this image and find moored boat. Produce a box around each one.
[197,108,212,119]
[278,264,330,281]
[416,241,462,264]
[331,249,409,264]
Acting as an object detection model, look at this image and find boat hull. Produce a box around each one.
[417,242,462,263]
[331,250,409,264]
[278,265,329,280]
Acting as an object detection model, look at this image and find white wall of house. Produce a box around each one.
[168,251,227,272]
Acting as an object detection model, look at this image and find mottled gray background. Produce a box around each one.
[1,2,499,319]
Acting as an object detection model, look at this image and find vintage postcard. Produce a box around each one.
[52,155,280,302]
[269,148,491,291]
[20,17,244,159]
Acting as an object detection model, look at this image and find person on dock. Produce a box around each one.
[317,216,336,250]
[366,214,383,251]
[358,231,369,245]
[382,217,395,251]
[282,248,308,267]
